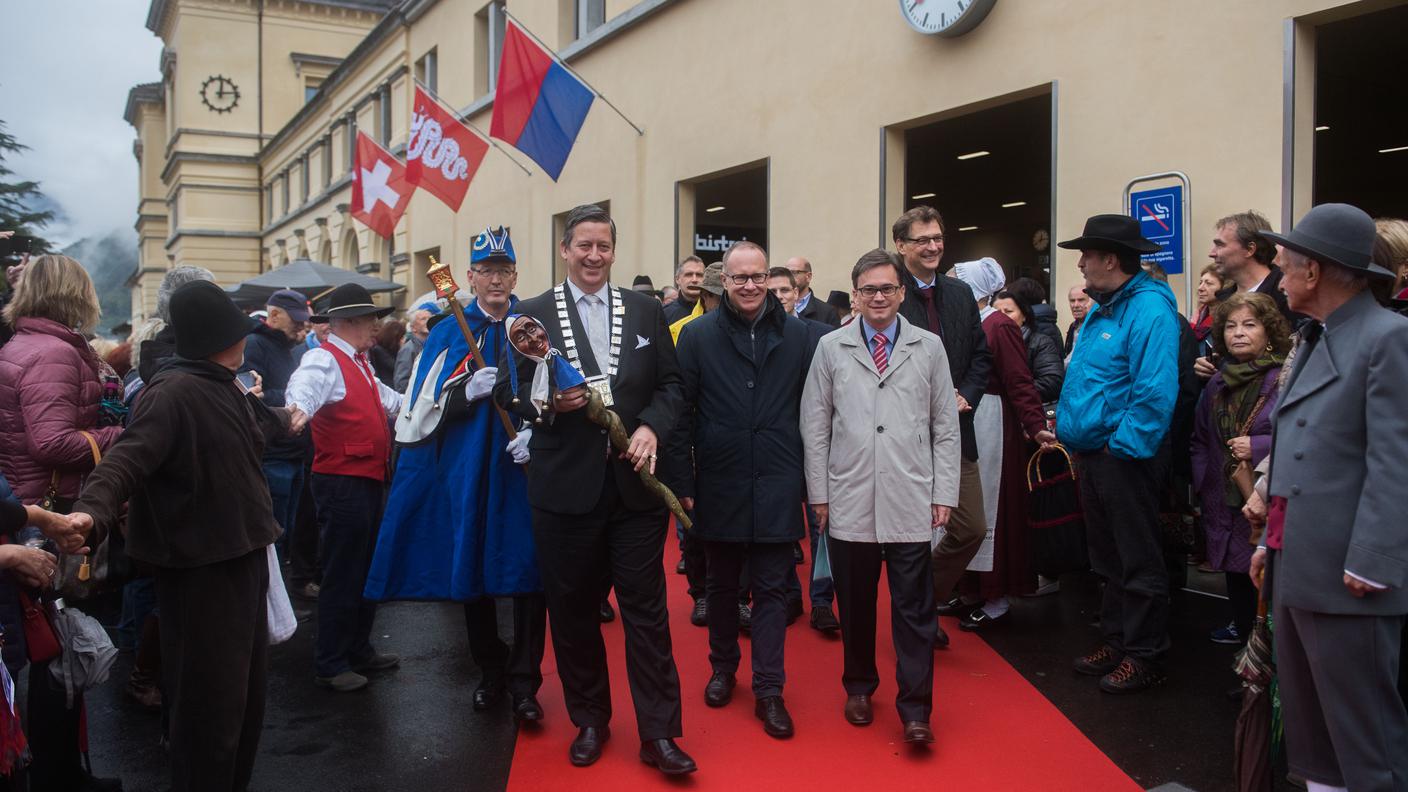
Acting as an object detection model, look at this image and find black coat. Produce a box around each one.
[671,295,823,543]
[797,291,840,327]
[494,285,683,515]
[240,324,309,461]
[1022,325,1066,403]
[1214,266,1305,327]
[663,295,697,324]
[1030,303,1065,354]
[898,275,992,460]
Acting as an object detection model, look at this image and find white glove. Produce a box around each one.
[466,366,497,402]
[506,429,531,464]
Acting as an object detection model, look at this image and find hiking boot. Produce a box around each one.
[1073,644,1122,676]
[1099,657,1164,694]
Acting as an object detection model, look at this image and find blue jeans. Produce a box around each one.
[310,473,383,677]
[263,459,304,557]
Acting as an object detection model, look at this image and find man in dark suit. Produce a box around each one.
[1248,203,1408,792]
[493,204,695,776]
[891,205,992,648]
[786,256,841,327]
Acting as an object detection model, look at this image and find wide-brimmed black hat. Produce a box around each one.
[309,283,394,322]
[826,290,851,312]
[169,280,261,360]
[1057,214,1161,255]
[1263,202,1394,280]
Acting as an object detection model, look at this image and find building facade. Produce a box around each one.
[126,0,1407,322]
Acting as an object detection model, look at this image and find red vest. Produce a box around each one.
[311,344,390,482]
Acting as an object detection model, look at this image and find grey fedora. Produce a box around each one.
[1263,203,1394,279]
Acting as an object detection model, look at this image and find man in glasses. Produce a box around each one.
[892,205,992,649]
[669,241,825,739]
[786,256,841,327]
[801,249,960,745]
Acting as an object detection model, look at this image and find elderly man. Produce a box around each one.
[1246,203,1408,792]
[393,303,436,392]
[1064,283,1091,355]
[493,204,693,775]
[73,280,284,792]
[287,283,402,693]
[786,256,840,328]
[664,255,706,323]
[672,241,824,738]
[802,249,959,745]
[1057,215,1181,694]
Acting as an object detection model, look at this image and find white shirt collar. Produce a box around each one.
[565,278,612,304]
[325,332,359,357]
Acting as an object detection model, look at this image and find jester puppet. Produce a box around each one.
[364,227,548,721]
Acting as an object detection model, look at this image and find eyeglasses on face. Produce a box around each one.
[472,266,515,279]
[902,235,944,247]
[857,285,901,298]
[725,272,769,286]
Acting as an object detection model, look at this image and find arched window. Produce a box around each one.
[341,230,360,270]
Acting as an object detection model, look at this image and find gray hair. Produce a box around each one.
[156,266,216,322]
[128,316,166,370]
[675,255,704,276]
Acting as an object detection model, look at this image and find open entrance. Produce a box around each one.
[677,162,768,266]
[1311,4,1408,218]
[899,90,1053,293]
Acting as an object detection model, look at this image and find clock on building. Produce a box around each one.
[200,75,240,114]
[1032,228,1049,252]
[898,0,997,37]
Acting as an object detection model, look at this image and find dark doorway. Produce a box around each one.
[903,92,1053,291]
[690,164,767,263]
[1312,5,1408,218]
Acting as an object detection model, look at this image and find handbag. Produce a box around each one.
[56,431,134,599]
[1227,395,1270,502]
[1026,443,1088,576]
[17,591,60,665]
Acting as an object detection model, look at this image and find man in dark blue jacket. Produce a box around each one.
[671,241,824,739]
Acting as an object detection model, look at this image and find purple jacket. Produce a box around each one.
[1190,367,1280,573]
[0,317,122,502]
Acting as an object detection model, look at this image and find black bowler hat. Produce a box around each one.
[1057,214,1161,255]
[169,280,261,360]
[826,290,851,312]
[1263,203,1394,280]
[309,283,394,322]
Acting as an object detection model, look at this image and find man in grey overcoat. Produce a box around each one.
[1251,203,1408,792]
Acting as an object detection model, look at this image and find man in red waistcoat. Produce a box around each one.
[287,283,402,692]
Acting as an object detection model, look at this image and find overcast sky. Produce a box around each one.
[1,0,163,246]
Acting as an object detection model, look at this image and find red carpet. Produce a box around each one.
[506,532,1139,791]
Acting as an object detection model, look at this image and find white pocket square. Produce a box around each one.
[635,335,651,349]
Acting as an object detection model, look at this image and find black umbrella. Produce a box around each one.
[226,259,403,308]
[1233,596,1274,792]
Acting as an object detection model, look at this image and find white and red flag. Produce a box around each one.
[350,131,412,239]
[406,85,489,212]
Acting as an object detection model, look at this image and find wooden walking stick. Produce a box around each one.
[425,256,517,440]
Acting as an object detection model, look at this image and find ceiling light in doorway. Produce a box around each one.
[911,192,936,200]
[1315,125,1330,132]
[956,150,990,160]
[704,205,726,213]
[1001,201,1026,208]
[958,226,978,232]
[1379,145,1408,154]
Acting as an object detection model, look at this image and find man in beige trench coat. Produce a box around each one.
[801,249,961,746]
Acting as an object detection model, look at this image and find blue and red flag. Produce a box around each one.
[490,18,595,181]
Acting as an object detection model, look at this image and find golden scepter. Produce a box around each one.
[426,256,517,440]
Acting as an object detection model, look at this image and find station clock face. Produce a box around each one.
[200,75,240,114]
[898,0,997,37]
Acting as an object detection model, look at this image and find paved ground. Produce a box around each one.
[80,566,1289,792]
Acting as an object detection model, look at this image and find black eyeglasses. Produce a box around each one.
[857,285,901,298]
[472,266,514,279]
[725,273,768,286]
[902,235,944,247]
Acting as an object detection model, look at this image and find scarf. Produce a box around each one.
[1213,351,1284,505]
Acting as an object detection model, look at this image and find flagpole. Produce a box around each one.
[413,79,534,176]
[503,11,645,137]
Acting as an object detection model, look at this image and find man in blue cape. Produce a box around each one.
[365,227,548,721]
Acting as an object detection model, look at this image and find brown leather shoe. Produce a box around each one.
[903,721,935,744]
[843,694,872,726]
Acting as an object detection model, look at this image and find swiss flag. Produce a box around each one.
[406,86,489,212]
[351,132,411,239]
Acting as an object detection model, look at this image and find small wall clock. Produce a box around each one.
[201,75,240,114]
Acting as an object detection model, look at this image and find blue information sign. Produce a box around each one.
[1128,185,1184,274]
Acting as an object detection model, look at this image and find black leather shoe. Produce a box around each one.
[639,738,697,775]
[959,606,1008,632]
[793,544,804,564]
[935,595,970,616]
[569,726,609,767]
[934,623,950,650]
[675,556,686,574]
[738,602,752,633]
[473,680,505,710]
[512,694,543,722]
[599,599,615,623]
[690,597,708,627]
[704,671,735,708]
[754,696,794,738]
[810,605,840,633]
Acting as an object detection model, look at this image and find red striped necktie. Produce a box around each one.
[871,332,889,374]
